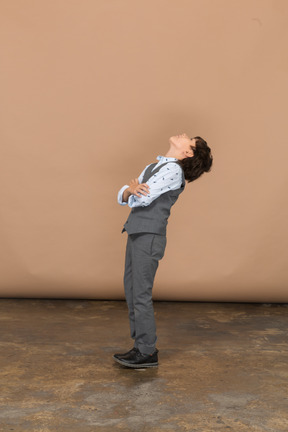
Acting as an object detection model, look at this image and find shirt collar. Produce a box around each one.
[156,155,178,162]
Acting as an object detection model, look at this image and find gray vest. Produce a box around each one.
[122,161,185,235]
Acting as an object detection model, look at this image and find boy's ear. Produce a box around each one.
[185,149,194,157]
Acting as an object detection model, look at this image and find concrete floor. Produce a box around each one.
[0,300,288,432]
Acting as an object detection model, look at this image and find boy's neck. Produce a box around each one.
[164,149,179,159]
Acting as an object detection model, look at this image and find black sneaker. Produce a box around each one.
[113,348,159,368]
[113,347,138,359]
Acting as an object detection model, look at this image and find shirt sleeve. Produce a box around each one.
[127,162,183,208]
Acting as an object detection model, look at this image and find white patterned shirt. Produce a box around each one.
[117,155,183,208]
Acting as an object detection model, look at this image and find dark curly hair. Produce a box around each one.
[177,136,213,183]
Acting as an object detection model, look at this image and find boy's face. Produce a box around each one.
[169,133,196,160]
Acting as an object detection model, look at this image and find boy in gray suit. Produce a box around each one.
[114,133,213,368]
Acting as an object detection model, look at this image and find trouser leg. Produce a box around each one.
[130,233,167,355]
[123,234,137,347]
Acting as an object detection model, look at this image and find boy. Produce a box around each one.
[113,133,213,368]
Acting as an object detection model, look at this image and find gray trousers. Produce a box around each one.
[123,232,167,355]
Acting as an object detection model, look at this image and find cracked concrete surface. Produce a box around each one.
[0,299,288,431]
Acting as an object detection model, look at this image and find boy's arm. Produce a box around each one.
[119,179,150,203]
[122,187,132,203]
[117,185,130,206]
[127,163,183,208]
[117,163,152,206]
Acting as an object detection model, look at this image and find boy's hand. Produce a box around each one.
[128,178,150,198]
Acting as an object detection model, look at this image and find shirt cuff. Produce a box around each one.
[128,194,137,207]
[117,185,129,205]
[128,194,148,208]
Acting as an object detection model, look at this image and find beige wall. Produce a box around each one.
[1,1,287,301]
